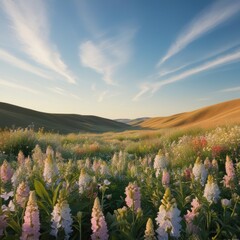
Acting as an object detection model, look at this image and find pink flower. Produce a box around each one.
[17,151,25,165]
[162,170,170,187]
[91,197,108,240]
[125,182,141,212]
[0,160,13,183]
[223,156,235,189]
[21,191,40,240]
[16,182,30,208]
[225,156,235,178]
[184,198,201,234]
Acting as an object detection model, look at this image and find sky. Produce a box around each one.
[0,0,240,119]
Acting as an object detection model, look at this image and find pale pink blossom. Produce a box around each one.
[16,182,30,208]
[17,151,25,165]
[91,197,108,240]
[125,182,141,211]
[184,198,201,234]
[162,169,170,187]
[21,191,40,240]
[223,156,235,189]
[0,160,13,183]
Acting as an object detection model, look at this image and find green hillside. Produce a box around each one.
[0,102,134,134]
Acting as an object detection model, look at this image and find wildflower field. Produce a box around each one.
[0,125,239,239]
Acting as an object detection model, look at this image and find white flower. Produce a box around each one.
[192,157,207,186]
[51,196,73,239]
[154,151,169,177]
[204,175,220,203]
[0,191,14,201]
[221,199,231,207]
[79,169,92,194]
[8,200,15,212]
[103,179,111,186]
[1,201,15,212]
[156,188,181,239]
[11,166,27,188]
[43,155,59,184]
[154,153,168,170]
[100,163,110,176]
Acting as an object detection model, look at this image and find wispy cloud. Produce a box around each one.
[158,41,240,77]
[0,78,39,94]
[219,86,240,92]
[0,48,51,80]
[2,0,76,83]
[79,29,135,85]
[132,83,153,102]
[158,0,240,66]
[48,87,81,99]
[91,83,119,102]
[134,49,240,101]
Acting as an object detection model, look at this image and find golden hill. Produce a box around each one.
[132,98,240,129]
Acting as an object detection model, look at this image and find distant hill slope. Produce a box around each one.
[0,103,133,134]
[115,117,150,124]
[132,98,240,129]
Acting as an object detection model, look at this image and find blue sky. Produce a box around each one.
[0,0,240,119]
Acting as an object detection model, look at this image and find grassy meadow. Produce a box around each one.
[0,125,239,239]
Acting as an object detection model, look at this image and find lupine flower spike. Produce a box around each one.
[16,181,30,208]
[51,190,73,239]
[21,191,40,240]
[223,155,235,189]
[204,175,220,203]
[125,182,141,212]
[156,188,181,239]
[0,160,13,183]
[144,218,156,240]
[91,197,109,240]
[192,157,207,186]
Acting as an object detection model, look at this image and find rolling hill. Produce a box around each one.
[131,98,240,129]
[0,102,133,134]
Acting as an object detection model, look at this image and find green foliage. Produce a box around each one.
[0,129,37,158]
[0,124,239,239]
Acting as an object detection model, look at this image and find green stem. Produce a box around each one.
[101,189,105,211]
[231,196,239,217]
[212,227,222,240]
[132,200,135,225]
[79,221,82,240]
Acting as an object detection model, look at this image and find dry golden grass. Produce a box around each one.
[133,98,240,130]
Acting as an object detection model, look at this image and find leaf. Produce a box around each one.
[7,219,21,234]
[34,180,52,205]
[37,200,50,215]
[53,183,61,206]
